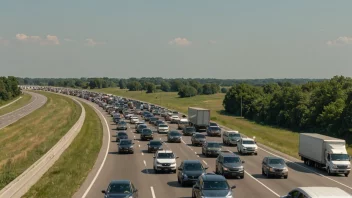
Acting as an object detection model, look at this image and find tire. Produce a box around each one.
[262,168,265,175]
[215,165,218,174]
[327,167,332,175]
[192,191,196,198]
[240,174,244,179]
[345,173,349,177]
[284,175,288,179]
[181,180,185,187]
[173,170,177,173]
[178,176,181,184]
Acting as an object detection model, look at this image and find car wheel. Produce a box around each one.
[345,173,349,177]
[262,168,265,175]
[178,176,181,184]
[181,179,185,187]
[284,175,288,179]
[173,170,177,173]
[240,174,244,179]
[192,191,195,198]
[327,167,332,175]
[266,170,270,178]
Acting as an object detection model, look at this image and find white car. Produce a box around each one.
[170,115,180,124]
[153,150,178,173]
[237,137,258,155]
[125,113,134,119]
[157,124,169,134]
[130,116,139,124]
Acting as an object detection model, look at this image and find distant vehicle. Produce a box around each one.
[299,133,351,177]
[202,141,222,157]
[102,180,138,198]
[118,139,134,154]
[177,160,208,186]
[154,120,165,127]
[140,128,153,141]
[191,133,206,146]
[116,131,128,142]
[167,131,182,143]
[192,173,236,198]
[262,156,288,179]
[144,114,153,121]
[117,121,127,130]
[157,124,169,134]
[153,150,179,173]
[209,122,219,127]
[170,115,180,124]
[130,116,139,124]
[280,187,352,198]
[136,124,147,133]
[206,126,221,137]
[188,107,210,132]
[223,131,241,146]
[135,121,145,128]
[216,152,245,179]
[147,140,163,153]
[183,126,196,136]
[125,113,134,119]
[237,137,258,155]
[177,118,189,130]
[149,117,159,125]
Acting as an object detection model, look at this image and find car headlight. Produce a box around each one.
[254,147,258,150]
[238,166,244,170]
[333,164,338,169]
[347,164,351,169]
[128,196,133,198]
[243,147,247,150]
[223,167,228,171]
[129,145,134,148]
[182,173,188,178]
[226,191,233,198]
[283,167,288,171]
[269,167,274,172]
[157,162,162,165]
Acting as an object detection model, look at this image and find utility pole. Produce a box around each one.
[240,95,243,117]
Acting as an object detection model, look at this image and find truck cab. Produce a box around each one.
[325,150,351,177]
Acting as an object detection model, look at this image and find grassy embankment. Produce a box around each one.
[23,102,103,198]
[0,93,32,116]
[95,88,352,157]
[0,91,81,189]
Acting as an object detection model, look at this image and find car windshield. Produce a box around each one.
[184,163,203,171]
[119,122,126,125]
[120,140,132,145]
[268,159,285,165]
[151,118,158,121]
[170,132,181,136]
[229,133,240,137]
[118,132,127,136]
[224,157,240,163]
[243,140,255,144]
[207,143,221,148]
[210,126,220,130]
[203,181,229,190]
[109,183,131,194]
[180,121,188,124]
[159,125,168,128]
[139,125,147,129]
[150,141,162,146]
[157,153,175,158]
[331,154,350,161]
[195,134,205,138]
[143,129,152,134]
[209,123,218,126]
[186,128,195,132]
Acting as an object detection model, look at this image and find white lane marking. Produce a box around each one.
[82,104,111,198]
[259,147,352,190]
[138,145,140,147]
[227,149,232,152]
[194,152,197,155]
[159,138,161,140]
[143,160,147,166]
[188,147,193,151]
[202,160,208,165]
[181,139,186,144]
[244,171,280,197]
[0,96,22,110]
[142,152,144,156]
[150,186,156,198]
[134,135,136,138]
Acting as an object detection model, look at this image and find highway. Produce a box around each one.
[74,97,352,198]
[0,91,47,130]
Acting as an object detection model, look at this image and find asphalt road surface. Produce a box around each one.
[0,91,47,130]
[75,99,352,198]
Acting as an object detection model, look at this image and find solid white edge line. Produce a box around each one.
[150,186,156,198]
[82,104,110,198]
[244,171,280,197]
[143,160,147,166]
[259,147,352,190]
[0,96,22,110]
[181,139,186,144]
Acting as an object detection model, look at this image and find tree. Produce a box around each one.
[127,81,142,91]
[178,86,197,98]
[221,87,228,93]
[160,81,171,92]
[145,82,156,93]
[119,79,127,89]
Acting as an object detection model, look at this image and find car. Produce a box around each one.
[136,124,147,133]
[118,139,134,154]
[170,115,180,124]
[149,117,159,125]
[101,180,138,198]
[130,116,139,124]
[157,124,169,134]
[223,131,241,146]
[117,121,128,130]
[140,128,153,141]
[113,117,122,124]
[116,131,128,142]
[202,141,222,157]
[206,126,221,137]
[147,140,163,153]
[178,119,189,130]
[262,156,288,179]
[183,126,196,136]
[154,120,165,127]
[192,173,236,198]
[280,187,352,198]
[167,131,182,143]
[144,114,153,121]
[237,137,258,155]
[191,133,206,146]
[160,111,167,117]
[177,160,208,186]
[165,113,173,121]
[125,113,134,119]
[209,122,219,127]
[142,111,150,118]
[153,150,179,173]
[215,152,245,179]
[135,121,145,128]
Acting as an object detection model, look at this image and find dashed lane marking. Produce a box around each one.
[244,171,280,197]
[150,186,156,198]
[202,160,208,165]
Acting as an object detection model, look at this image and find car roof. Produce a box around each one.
[157,150,173,153]
[201,173,227,181]
[120,139,131,142]
[150,140,162,143]
[206,141,220,143]
[241,137,254,141]
[183,160,202,164]
[265,156,284,160]
[117,131,127,134]
[296,187,351,197]
[220,152,238,157]
[226,131,239,133]
[110,180,131,184]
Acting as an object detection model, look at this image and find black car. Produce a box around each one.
[154,120,165,127]
[167,131,182,143]
[149,117,159,125]
[147,140,163,153]
[215,152,245,179]
[116,131,128,142]
[113,117,121,124]
[192,173,236,198]
[144,114,153,121]
[183,126,196,136]
[191,133,206,146]
[206,126,221,137]
[117,121,128,130]
[202,141,222,157]
[177,160,208,186]
[136,124,147,133]
[262,157,288,179]
[140,128,153,141]
[102,180,138,198]
[118,139,134,154]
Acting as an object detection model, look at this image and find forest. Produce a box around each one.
[0,76,21,103]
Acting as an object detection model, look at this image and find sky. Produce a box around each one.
[0,0,351,79]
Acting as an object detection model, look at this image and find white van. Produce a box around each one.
[281,187,352,198]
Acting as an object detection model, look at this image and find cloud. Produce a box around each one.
[168,37,191,46]
[0,37,10,46]
[326,36,352,46]
[15,33,60,45]
[85,38,105,46]
[208,40,217,44]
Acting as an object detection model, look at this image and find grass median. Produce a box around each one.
[0,93,32,116]
[23,102,103,198]
[0,91,81,190]
[95,87,352,157]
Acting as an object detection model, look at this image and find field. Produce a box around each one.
[95,88,352,157]
[23,102,103,198]
[0,91,82,189]
[0,93,32,116]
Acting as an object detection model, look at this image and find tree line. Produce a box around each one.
[223,76,352,141]
[0,76,21,102]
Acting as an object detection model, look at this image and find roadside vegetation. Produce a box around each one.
[0,76,21,104]
[0,93,32,116]
[23,102,103,198]
[0,91,81,190]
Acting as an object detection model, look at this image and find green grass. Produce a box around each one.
[0,91,81,190]
[23,102,103,198]
[95,88,352,157]
[0,93,32,116]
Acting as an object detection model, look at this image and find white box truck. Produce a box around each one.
[299,133,351,177]
[188,107,210,132]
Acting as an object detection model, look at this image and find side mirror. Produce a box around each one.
[176,156,179,159]
[231,185,236,189]
[101,190,106,194]
[134,189,138,192]
[132,143,135,145]
[204,167,209,169]
[242,161,245,163]
[153,156,156,158]
[178,167,182,170]
[193,186,200,190]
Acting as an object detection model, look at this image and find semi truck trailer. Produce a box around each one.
[188,107,210,132]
